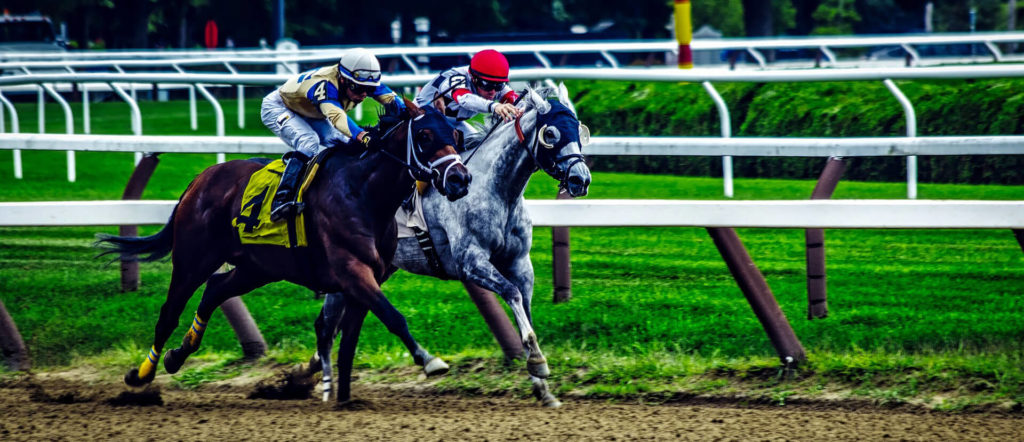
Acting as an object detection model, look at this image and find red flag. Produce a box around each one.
[204,20,218,49]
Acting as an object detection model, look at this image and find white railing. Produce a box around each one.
[1,200,1021,229]
[4,133,1024,157]
[2,32,1023,70]
[3,134,1022,204]
[3,64,1024,195]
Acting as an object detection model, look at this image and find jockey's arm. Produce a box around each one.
[450,88,494,115]
[371,84,407,114]
[499,88,519,104]
[304,80,365,142]
[319,101,364,140]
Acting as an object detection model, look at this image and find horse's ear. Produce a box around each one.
[558,82,578,116]
[527,87,551,114]
[404,98,424,118]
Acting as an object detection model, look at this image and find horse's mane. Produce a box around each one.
[464,86,560,147]
[368,98,415,139]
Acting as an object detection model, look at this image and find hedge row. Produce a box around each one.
[564,78,1024,184]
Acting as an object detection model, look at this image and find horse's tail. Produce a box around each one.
[94,203,178,263]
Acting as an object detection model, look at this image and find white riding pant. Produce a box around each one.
[261,90,351,158]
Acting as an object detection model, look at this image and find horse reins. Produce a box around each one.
[372,116,463,183]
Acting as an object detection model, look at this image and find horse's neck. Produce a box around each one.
[475,111,538,202]
[332,134,415,224]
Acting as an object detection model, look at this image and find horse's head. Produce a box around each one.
[403,100,472,201]
[520,84,592,197]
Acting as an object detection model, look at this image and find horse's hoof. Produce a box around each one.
[423,357,449,377]
[541,394,562,409]
[163,348,186,374]
[124,368,154,387]
[527,360,550,378]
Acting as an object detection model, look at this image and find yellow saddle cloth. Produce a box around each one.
[232,159,314,248]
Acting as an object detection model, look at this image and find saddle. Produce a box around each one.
[232,152,329,248]
[396,183,446,278]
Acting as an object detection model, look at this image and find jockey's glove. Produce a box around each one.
[358,134,376,151]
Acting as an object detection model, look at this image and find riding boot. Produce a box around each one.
[269,152,310,222]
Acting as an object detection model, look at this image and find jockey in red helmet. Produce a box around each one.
[415,49,522,143]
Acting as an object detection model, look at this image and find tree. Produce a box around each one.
[792,0,823,34]
[810,0,862,34]
[931,0,1007,32]
[742,0,775,36]
[692,0,745,37]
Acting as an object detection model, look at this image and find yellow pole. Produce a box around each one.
[675,0,693,69]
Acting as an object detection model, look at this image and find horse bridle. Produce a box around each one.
[513,111,586,188]
[372,114,464,184]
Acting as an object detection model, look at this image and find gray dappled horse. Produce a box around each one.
[313,84,592,407]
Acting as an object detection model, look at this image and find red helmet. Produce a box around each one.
[469,49,510,82]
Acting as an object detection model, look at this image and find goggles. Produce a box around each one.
[346,82,376,95]
[473,76,506,92]
[348,68,381,83]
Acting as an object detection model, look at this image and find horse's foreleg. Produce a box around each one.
[125,264,216,387]
[365,294,449,376]
[343,266,448,377]
[335,302,367,403]
[315,292,347,402]
[464,259,548,379]
[163,267,268,374]
[505,255,549,379]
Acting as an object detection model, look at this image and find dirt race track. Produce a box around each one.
[1,374,1022,441]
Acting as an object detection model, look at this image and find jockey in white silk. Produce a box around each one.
[414,49,522,139]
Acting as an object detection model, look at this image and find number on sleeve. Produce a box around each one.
[314,82,328,102]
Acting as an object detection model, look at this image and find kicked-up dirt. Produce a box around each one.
[0,372,1021,441]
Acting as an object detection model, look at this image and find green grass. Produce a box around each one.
[1,97,1023,410]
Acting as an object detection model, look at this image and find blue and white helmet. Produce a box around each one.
[338,48,382,87]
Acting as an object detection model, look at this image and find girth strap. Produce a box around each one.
[413,227,446,278]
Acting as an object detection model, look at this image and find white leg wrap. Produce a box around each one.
[321,376,332,402]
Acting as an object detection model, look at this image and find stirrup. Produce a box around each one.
[270,201,304,222]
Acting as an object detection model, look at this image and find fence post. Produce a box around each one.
[1014,229,1024,253]
[707,227,806,364]
[552,189,573,303]
[119,154,161,292]
[0,298,30,371]
[806,157,846,319]
[463,282,523,361]
[220,297,267,359]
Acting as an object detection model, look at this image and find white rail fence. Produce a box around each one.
[3,132,1024,198]
[2,32,1023,70]
[3,64,1024,197]
[2,200,1022,229]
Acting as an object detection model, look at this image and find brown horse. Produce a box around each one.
[97,101,471,394]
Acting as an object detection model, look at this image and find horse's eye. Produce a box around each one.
[542,126,560,148]
[415,130,432,144]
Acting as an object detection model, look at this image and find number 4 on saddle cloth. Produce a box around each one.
[232,154,325,248]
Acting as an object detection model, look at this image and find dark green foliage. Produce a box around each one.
[566,78,1024,184]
